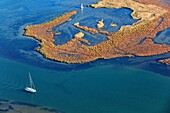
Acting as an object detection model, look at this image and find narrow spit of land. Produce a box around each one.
[24,0,170,64]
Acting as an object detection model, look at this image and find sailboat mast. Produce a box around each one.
[25,72,37,93]
[29,73,33,88]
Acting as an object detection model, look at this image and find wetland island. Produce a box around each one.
[24,0,170,64]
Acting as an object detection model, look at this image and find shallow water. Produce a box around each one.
[54,8,137,46]
[0,0,170,113]
[0,99,62,113]
[154,27,170,45]
[0,57,170,113]
[0,0,138,71]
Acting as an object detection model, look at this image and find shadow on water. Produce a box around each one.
[0,0,170,79]
[1,33,170,79]
[1,36,170,77]
[1,45,170,77]
[2,1,170,113]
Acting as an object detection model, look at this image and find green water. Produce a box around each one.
[0,57,170,113]
[0,0,170,112]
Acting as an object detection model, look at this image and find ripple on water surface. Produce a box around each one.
[0,0,138,69]
[54,8,137,46]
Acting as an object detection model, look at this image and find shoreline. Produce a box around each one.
[159,58,170,65]
[24,0,170,64]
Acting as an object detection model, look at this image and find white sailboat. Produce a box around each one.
[81,4,84,10]
[25,73,36,93]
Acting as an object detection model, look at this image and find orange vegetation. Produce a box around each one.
[135,0,170,10]
[74,22,98,34]
[90,0,167,20]
[159,58,170,65]
[24,0,170,64]
[99,30,111,36]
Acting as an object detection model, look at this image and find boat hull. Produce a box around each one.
[25,87,36,93]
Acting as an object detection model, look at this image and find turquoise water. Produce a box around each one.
[1,0,170,113]
[1,57,170,113]
[0,0,137,69]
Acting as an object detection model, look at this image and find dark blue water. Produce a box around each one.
[0,0,138,71]
[0,0,170,113]
[54,7,137,46]
[1,57,170,113]
[154,27,170,45]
